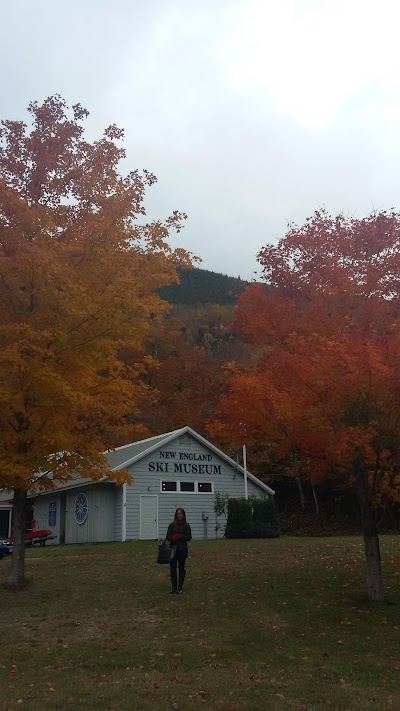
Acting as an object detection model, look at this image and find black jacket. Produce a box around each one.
[166,522,192,552]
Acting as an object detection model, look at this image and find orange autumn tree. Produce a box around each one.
[211,209,400,602]
[140,344,229,436]
[0,96,193,586]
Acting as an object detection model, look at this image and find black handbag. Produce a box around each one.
[157,540,176,564]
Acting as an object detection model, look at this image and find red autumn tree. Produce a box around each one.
[139,344,229,436]
[211,209,400,602]
[130,306,236,437]
[0,96,194,586]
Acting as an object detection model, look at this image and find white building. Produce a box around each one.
[0,427,274,544]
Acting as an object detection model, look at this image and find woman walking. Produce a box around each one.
[166,508,192,594]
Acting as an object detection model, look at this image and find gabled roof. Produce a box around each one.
[1,427,275,497]
[109,426,275,496]
[104,429,184,470]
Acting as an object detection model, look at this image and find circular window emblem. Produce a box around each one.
[74,493,88,525]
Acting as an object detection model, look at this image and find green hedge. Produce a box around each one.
[225,498,252,538]
[225,496,280,539]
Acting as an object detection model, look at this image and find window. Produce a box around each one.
[161,481,177,492]
[74,493,88,525]
[160,481,213,494]
[180,482,195,492]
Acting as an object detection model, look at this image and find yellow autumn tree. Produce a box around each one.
[0,96,194,586]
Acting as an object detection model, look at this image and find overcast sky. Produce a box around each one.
[2,0,400,279]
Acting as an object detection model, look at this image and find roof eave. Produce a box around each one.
[111,427,188,471]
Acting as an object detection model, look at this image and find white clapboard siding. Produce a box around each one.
[64,485,116,544]
[114,485,123,542]
[28,429,272,544]
[31,485,118,545]
[31,492,61,544]
[125,432,267,541]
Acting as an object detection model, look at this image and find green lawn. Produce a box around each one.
[1,537,400,711]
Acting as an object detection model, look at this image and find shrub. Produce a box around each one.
[252,497,281,538]
[224,498,252,538]
[225,496,281,538]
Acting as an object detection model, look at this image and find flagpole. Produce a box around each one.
[243,444,248,499]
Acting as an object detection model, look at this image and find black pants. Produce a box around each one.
[170,548,187,591]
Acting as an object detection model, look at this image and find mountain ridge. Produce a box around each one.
[159,267,250,305]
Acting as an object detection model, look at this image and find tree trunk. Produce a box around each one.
[8,488,27,587]
[296,477,306,511]
[361,501,385,603]
[311,481,319,515]
[355,460,386,603]
[363,531,385,602]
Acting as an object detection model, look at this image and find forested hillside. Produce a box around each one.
[138,265,391,537]
[159,267,249,305]
[133,269,254,441]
